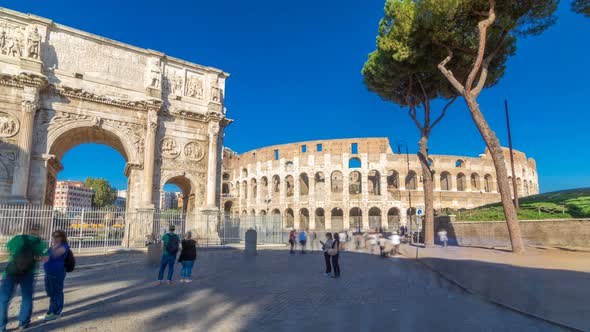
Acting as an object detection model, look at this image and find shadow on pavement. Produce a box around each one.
[2,248,574,332]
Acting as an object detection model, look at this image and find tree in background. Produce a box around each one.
[399,0,558,253]
[362,0,459,247]
[572,0,590,17]
[84,177,117,208]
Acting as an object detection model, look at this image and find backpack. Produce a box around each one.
[7,236,38,277]
[64,249,75,273]
[166,234,180,255]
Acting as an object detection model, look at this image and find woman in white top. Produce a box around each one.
[390,231,401,256]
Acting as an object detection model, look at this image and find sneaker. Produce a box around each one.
[43,313,58,322]
[154,281,163,286]
[179,279,185,283]
[185,279,192,283]
[166,280,173,285]
[324,273,331,277]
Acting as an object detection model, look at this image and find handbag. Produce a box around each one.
[327,248,338,256]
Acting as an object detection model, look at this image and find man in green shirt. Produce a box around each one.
[156,224,180,285]
[0,224,47,330]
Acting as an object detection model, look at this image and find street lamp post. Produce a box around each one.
[398,142,413,244]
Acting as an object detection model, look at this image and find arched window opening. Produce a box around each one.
[368,170,381,196]
[284,208,294,229]
[455,160,465,168]
[484,174,493,193]
[406,171,417,190]
[349,207,362,231]
[251,178,257,198]
[456,173,467,191]
[299,208,310,230]
[299,173,309,196]
[387,208,400,231]
[331,171,343,193]
[241,168,248,178]
[470,173,480,191]
[348,157,361,169]
[369,207,381,231]
[331,208,344,231]
[349,171,362,195]
[315,208,325,230]
[285,175,294,197]
[222,172,230,181]
[314,172,325,199]
[222,183,230,195]
[387,170,399,190]
[272,175,280,196]
[242,180,248,199]
[285,161,294,172]
[440,172,452,191]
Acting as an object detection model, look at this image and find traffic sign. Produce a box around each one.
[416,206,425,216]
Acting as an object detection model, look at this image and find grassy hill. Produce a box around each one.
[450,188,590,221]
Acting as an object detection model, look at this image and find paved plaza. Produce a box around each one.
[3,248,566,332]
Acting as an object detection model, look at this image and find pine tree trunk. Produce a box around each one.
[464,95,524,253]
[418,134,435,247]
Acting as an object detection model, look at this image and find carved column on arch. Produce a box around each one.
[142,106,159,208]
[205,121,220,209]
[10,86,41,203]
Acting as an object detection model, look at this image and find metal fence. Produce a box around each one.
[0,205,287,254]
[0,205,127,254]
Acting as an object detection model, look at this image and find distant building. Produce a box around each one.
[53,180,94,209]
[114,190,127,208]
[160,191,178,210]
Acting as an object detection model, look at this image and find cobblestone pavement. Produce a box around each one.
[3,248,567,332]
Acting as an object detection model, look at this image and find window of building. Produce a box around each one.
[274,149,279,160]
[351,143,358,154]
[301,145,307,153]
[316,143,323,152]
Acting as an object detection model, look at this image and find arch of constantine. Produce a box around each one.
[221,138,539,231]
[0,8,230,232]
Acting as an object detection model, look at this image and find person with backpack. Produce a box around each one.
[0,224,47,331]
[178,232,197,283]
[298,229,307,254]
[156,224,180,285]
[40,230,71,322]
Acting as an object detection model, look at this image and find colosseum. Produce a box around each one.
[220,138,539,231]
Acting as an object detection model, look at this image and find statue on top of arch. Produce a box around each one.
[26,26,41,60]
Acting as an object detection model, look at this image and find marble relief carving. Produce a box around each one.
[26,27,41,59]
[186,75,204,98]
[184,141,205,161]
[160,137,180,159]
[0,112,19,138]
[0,21,25,58]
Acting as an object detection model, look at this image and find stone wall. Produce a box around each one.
[435,217,590,247]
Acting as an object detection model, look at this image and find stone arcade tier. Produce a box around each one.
[221,138,539,231]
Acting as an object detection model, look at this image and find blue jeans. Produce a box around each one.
[45,272,65,315]
[181,261,195,278]
[158,254,176,281]
[0,272,35,330]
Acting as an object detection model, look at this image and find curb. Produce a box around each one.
[400,246,583,332]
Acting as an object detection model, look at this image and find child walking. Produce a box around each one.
[178,232,197,283]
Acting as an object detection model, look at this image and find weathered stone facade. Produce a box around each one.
[221,138,539,231]
[0,8,231,227]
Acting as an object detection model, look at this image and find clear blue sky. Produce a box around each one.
[6,0,589,193]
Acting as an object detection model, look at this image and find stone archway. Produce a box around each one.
[43,124,141,208]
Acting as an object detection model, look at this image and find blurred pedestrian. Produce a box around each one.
[178,232,197,283]
[0,224,47,330]
[378,234,387,257]
[330,233,341,278]
[390,231,401,256]
[288,229,296,254]
[438,228,448,248]
[299,229,307,254]
[319,233,333,277]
